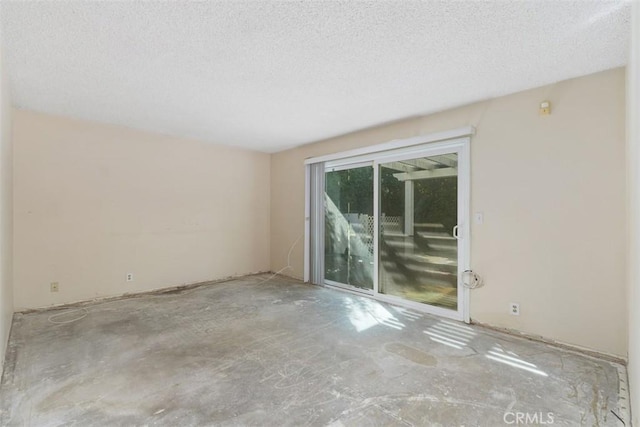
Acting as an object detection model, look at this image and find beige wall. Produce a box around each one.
[13,111,270,309]
[271,68,627,357]
[627,0,639,421]
[0,47,14,372]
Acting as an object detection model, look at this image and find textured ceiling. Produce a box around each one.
[0,1,631,153]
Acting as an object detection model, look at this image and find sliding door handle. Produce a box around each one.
[453,225,460,239]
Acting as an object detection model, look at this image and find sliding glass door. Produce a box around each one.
[324,165,374,291]
[378,153,459,310]
[313,136,470,321]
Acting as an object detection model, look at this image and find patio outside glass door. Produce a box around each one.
[378,153,459,311]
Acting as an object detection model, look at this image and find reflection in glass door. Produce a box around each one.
[379,154,459,310]
[324,165,374,290]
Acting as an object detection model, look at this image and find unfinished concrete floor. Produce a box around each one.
[0,275,629,426]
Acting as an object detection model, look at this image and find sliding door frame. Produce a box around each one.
[373,141,470,322]
[305,127,474,323]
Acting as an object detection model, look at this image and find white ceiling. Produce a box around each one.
[0,1,631,153]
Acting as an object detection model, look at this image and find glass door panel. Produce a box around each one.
[324,166,374,290]
[378,153,458,310]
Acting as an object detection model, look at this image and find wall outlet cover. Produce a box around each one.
[510,303,520,315]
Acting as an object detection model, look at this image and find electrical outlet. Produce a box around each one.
[510,303,520,316]
[126,273,134,282]
[50,282,59,292]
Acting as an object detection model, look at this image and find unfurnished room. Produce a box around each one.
[0,1,639,426]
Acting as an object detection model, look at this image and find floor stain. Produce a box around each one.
[384,343,437,367]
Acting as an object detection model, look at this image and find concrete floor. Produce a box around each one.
[0,275,629,426]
